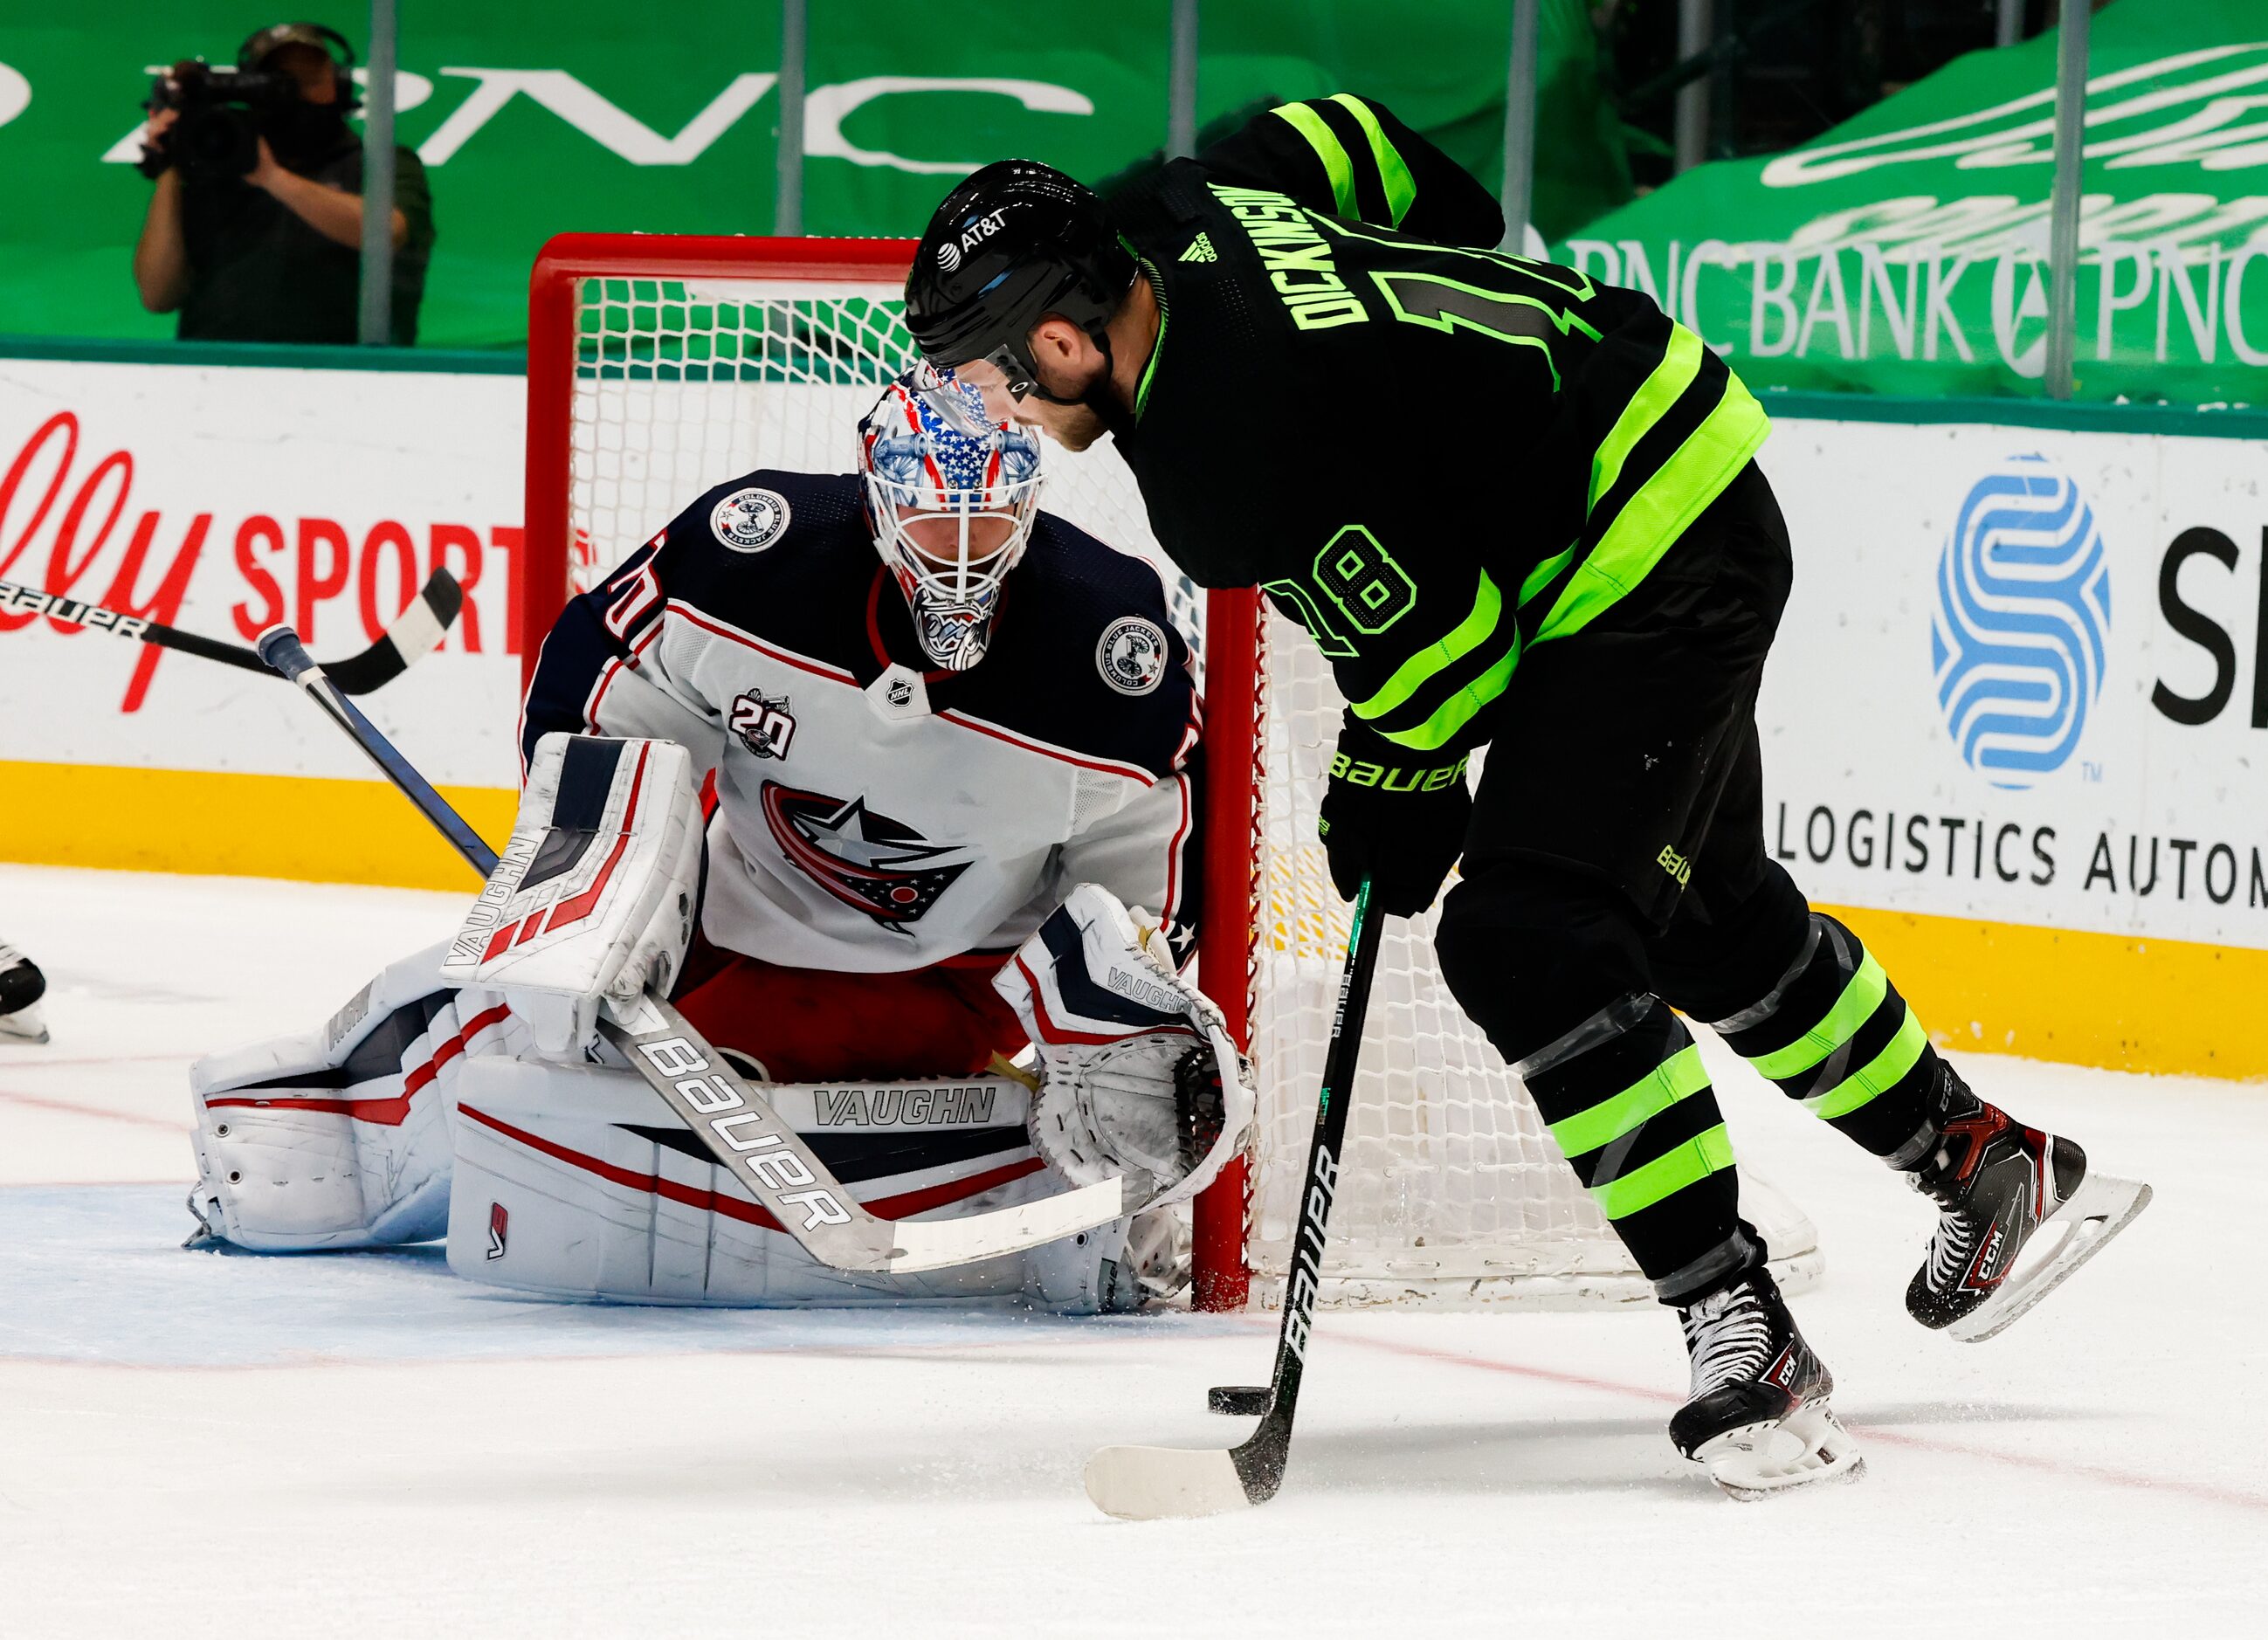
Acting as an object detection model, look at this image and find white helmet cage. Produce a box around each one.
[857,364,1044,671]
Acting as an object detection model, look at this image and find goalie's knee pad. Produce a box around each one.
[446,1058,1145,1311]
[186,941,520,1251]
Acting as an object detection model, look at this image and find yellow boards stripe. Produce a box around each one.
[0,758,514,891]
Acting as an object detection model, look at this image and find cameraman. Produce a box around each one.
[132,23,434,346]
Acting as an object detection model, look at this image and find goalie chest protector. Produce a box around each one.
[521,470,1200,974]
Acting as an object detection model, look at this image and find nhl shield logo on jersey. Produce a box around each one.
[729,690,796,759]
[1097,617,1169,696]
[710,487,792,553]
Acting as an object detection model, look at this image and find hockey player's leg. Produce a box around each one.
[1658,854,2150,1341]
[184,940,519,1251]
[0,940,48,1044]
[1435,865,1858,1496]
[445,1052,1156,1310]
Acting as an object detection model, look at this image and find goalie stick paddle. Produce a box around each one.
[255,623,1130,1275]
[1084,881,1384,1520]
[3,569,461,695]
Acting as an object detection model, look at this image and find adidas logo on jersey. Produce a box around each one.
[1179,232,1217,263]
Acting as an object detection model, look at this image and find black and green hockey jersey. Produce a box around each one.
[1106,93,1770,757]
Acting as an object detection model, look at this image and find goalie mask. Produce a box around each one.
[858,364,1043,672]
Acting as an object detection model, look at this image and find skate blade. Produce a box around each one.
[1947,1172,2153,1344]
[1694,1403,1865,1501]
[0,1003,49,1044]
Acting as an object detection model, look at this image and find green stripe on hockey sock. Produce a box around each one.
[1804,1006,1929,1121]
[1748,950,1890,1080]
[1271,102,1358,217]
[1590,1123,1735,1219]
[1328,93,1417,225]
[1548,1042,1711,1159]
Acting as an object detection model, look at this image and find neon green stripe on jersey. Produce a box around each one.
[1271,101,1358,217]
[1370,639,1521,751]
[1348,569,1504,722]
[1591,1124,1735,1219]
[1589,325,1703,512]
[1329,93,1417,226]
[1538,373,1772,644]
[1748,951,1888,1080]
[1548,1044,1711,1160]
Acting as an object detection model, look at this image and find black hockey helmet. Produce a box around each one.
[906,160,1138,402]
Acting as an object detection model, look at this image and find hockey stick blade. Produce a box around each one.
[256,635,1134,1276]
[3,569,459,695]
[1085,887,1386,1520]
[325,569,465,693]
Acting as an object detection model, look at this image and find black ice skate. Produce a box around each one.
[0,942,47,1045]
[1905,1070,2152,1343]
[1669,1267,1863,1500]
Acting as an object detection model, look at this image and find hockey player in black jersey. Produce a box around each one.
[906,94,2152,1495]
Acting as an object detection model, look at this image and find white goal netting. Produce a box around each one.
[547,264,1821,1307]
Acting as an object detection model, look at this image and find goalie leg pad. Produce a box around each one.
[447,1058,1145,1311]
[440,734,703,1061]
[186,941,519,1251]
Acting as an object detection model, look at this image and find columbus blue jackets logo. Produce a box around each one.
[728,690,796,759]
[760,783,974,931]
[711,487,791,553]
[1097,617,1169,696]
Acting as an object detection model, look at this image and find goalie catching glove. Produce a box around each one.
[438,734,705,1059]
[995,884,1252,1209]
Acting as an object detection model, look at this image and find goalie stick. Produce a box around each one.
[2,569,462,695]
[1083,880,1384,1520]
[253,623,1132,1275]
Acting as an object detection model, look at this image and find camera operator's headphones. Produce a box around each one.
[236,22,360,112]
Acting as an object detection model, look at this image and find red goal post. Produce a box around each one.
[521,232,1260,1311]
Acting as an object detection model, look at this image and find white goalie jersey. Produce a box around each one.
[520,468,1204,971]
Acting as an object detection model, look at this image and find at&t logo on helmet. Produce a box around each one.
[1931,455,2111,788]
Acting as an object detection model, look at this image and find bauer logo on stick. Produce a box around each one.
[710,487,792,554]
[1097,617,1169,696]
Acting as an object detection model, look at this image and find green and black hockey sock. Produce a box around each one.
[1519,992,1762,1304]
[1709,913,1938,1164]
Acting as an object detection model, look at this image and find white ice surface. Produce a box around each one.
[1,861,2262,1637]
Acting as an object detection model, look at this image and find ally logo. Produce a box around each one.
[1931,455,2110,788]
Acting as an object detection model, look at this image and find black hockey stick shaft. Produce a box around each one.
[1,569,461,696]
[255,624,500,872]
[1226,880,1383,1503]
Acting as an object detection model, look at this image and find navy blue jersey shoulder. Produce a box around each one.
[936,513,1196,782]
[523,467,1196,782]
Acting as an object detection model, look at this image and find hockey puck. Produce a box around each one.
[1208,1385,1271,1416]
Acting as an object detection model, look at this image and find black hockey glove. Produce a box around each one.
[1315,724,1472,919]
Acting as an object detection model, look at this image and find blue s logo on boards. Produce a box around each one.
[1931,456,2111,789]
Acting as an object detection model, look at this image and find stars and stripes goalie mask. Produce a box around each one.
[858,362,1043,671]
[996,885,1254,1209]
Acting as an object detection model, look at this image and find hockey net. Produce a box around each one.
[521,235,1822,1311]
